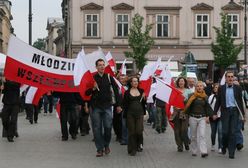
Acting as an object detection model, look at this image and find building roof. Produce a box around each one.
[112,3,134,10]
[222,0,243,10]
[80,3,103,10]
[191,3,214,10]
[46,17,64,30]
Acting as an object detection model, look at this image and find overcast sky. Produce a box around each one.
[11,0,62,44]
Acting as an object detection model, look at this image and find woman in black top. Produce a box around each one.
[184,81,213,157]
[123,77,146,156]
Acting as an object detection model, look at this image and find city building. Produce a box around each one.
[61,0,246,80]
[0,0,13,54]
[46,17,64,56]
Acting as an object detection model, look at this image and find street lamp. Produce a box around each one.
[29,0,32,45]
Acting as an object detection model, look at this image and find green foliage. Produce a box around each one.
[124,13,154,72]
[211,13,243,70]
[33,38,46,51]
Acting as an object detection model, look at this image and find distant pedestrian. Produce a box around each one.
[208,83,222,153]
[1,80,20,142]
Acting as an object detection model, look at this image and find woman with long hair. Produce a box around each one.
[171,77,192,152]
[208,83,222,153]
[123,77,146,156]
[184,81,213,158]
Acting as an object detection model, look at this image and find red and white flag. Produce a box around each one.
[84,49,115,77]
[74,50,95,100]
[119,59,127,75]
[159,64,175,128]
[25,86,48,105]
[4,35,77,92]
[20,84,29,94]
[139,58,161,97]
[105,51,116,73]
[113,77,126,96]
[155,77,184,109]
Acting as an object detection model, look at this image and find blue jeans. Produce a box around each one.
[91,107,113,152]
[147,103,156,123]
[210,119,222,149]
[236,119,244,145]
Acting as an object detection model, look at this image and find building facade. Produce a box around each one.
[61,0,246,80]
[0,0,12,54]
[46,17,64,56]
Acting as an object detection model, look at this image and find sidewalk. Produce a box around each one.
[0,112,248,168]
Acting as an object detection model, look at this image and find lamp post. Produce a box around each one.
[244,0,247,78]
[28,0,32,45]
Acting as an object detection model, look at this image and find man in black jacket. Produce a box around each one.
[86,59,121,157]
[53,92,82,141]
[1,80,20,142]
[213,71,245,159]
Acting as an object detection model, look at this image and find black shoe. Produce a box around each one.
[185,145,190,151]
[7,137,14,142]
[222,148,226,155]
[81,132,86,136]
[237,144,243,151]
[15,132,19,138]
[229,155,235,159]
[177,147,183,152]
[71,135,77,140]
[156,128,161,134]
[34,121,38,124]
[62,137,68,141]
[192,153,197,157]
[130,151,136,156]
[29,120,33,124]
[201,153,208,158]
[161,128,166,133]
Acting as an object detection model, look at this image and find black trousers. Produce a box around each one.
[26,104,39,122]
[78,108,90,134]
[1,104,19,138]
[221,108,239,157]
[127,115,144,154]
[60,104,77,138]
[113,106,122,140]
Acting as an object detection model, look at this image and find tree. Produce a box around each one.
[124,13,154,72]
[211,13,243,73]
[33,38,46,51]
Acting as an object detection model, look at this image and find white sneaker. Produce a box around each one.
[211,145,215,151]
[218,148,222,154]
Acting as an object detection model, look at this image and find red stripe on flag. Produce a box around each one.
[4,57,77,92]
[139,77,152,97]
[79,70,95,101]
[32,89,48,105]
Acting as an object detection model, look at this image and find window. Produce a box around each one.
[227,14,239,38]
[116,14,129,37]
[156,15,169,37]
[195,14,209,38]
[85,14,99,37]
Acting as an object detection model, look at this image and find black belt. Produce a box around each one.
[226,107,237,110]
[190,114,206,118]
